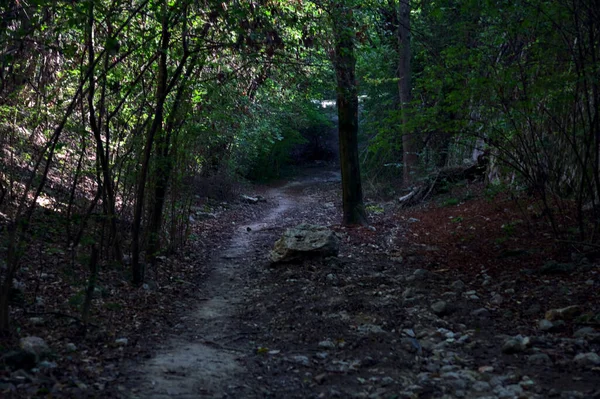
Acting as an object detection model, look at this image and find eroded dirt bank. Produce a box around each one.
[123,166,600,399]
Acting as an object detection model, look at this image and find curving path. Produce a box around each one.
[125,168,341,398]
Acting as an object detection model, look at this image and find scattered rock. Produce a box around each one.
[318,339,336,349]
[19,337,50,358]
[472,381,491,392]
[451,280,466,292]
[402,329,416,338]
[524,303,542,316]
[545,305,583,321]
[495,384,523,398]
[490,293,504,305]
[478,366,494,373]
[431,300,451,316]
[411,269,430,281]
[270,224,340,263]
[240,194,261,204]
[115,338,128,346]
[400,337,422,354]
[38,360,58,369]
[573,327,599,340]
[28,317,45,326]
[314,373,327,384]
[573,352,600,367]
[502,335,530,354]
[65,343,77,352]
[539,261,576,275]
[402,287,419,299]
[528,353,553,365]
[471,308,491,318]
[538,319,554,332]
[289,355,310,366]
[357,324,385,334]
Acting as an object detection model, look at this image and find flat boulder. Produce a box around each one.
[270,224,340,263]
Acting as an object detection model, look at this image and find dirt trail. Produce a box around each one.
[124,166,600,399]
[125,168,341,398]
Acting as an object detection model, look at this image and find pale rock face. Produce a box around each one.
[270,224,340,263]
[19,336,50,358]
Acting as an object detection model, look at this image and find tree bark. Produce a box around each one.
[396,0,417,184]
[331,4,368,225]
[87,2,123,265]
[131,3,171,286]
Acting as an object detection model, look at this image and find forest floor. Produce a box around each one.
[2,163,600,398]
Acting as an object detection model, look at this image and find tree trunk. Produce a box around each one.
[86,2,123,265]
[131,1,170,285]
[397,0,417,184]
[331,4,368,225]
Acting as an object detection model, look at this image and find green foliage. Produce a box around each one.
[365,204,384,215]
[441,198,460,207]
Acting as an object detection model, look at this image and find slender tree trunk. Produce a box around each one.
[86,2,123,264]
[396,0,417,184]
[131,2,170,285]
[331,4,368,225]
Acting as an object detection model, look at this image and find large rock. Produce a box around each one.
[545,305,582,321]
[19,336,50,359]
[270,224,340,263]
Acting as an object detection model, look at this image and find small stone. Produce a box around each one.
[402,287,418,299]
[314,373,327,384]
[402,329,416,338]
[431,300,450,316]
[451,280,466,292]
[381,376,394,386]
[361,356,377,367]
[504,288,515,294]
[478,366,494,373]
[65,343,77,352]
[495,384,523,399]
[502,335,530,354]
[527,353,552,365]
[38,360,57,369]
[29,317,44,326]
[573,327,598,340]
[573,352,600,367]
[115,338,128,346]
[19,337,50,358]
[400,337,422,354]
[540,261,575,275]
[357,324,385,334]
[545,305,583,321]
[538,319,554,332]
[318,339,336,349]
[465,290,477,296]
[471,308,491,318]
[472,381,491,392]
[490,294,504,305]
[412,269,429,280]
[469,295,480,300]
[290,355,310,366]
[524,303,542,315]
[585,279,594,285]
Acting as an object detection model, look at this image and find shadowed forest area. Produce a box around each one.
[1,0,599,398]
